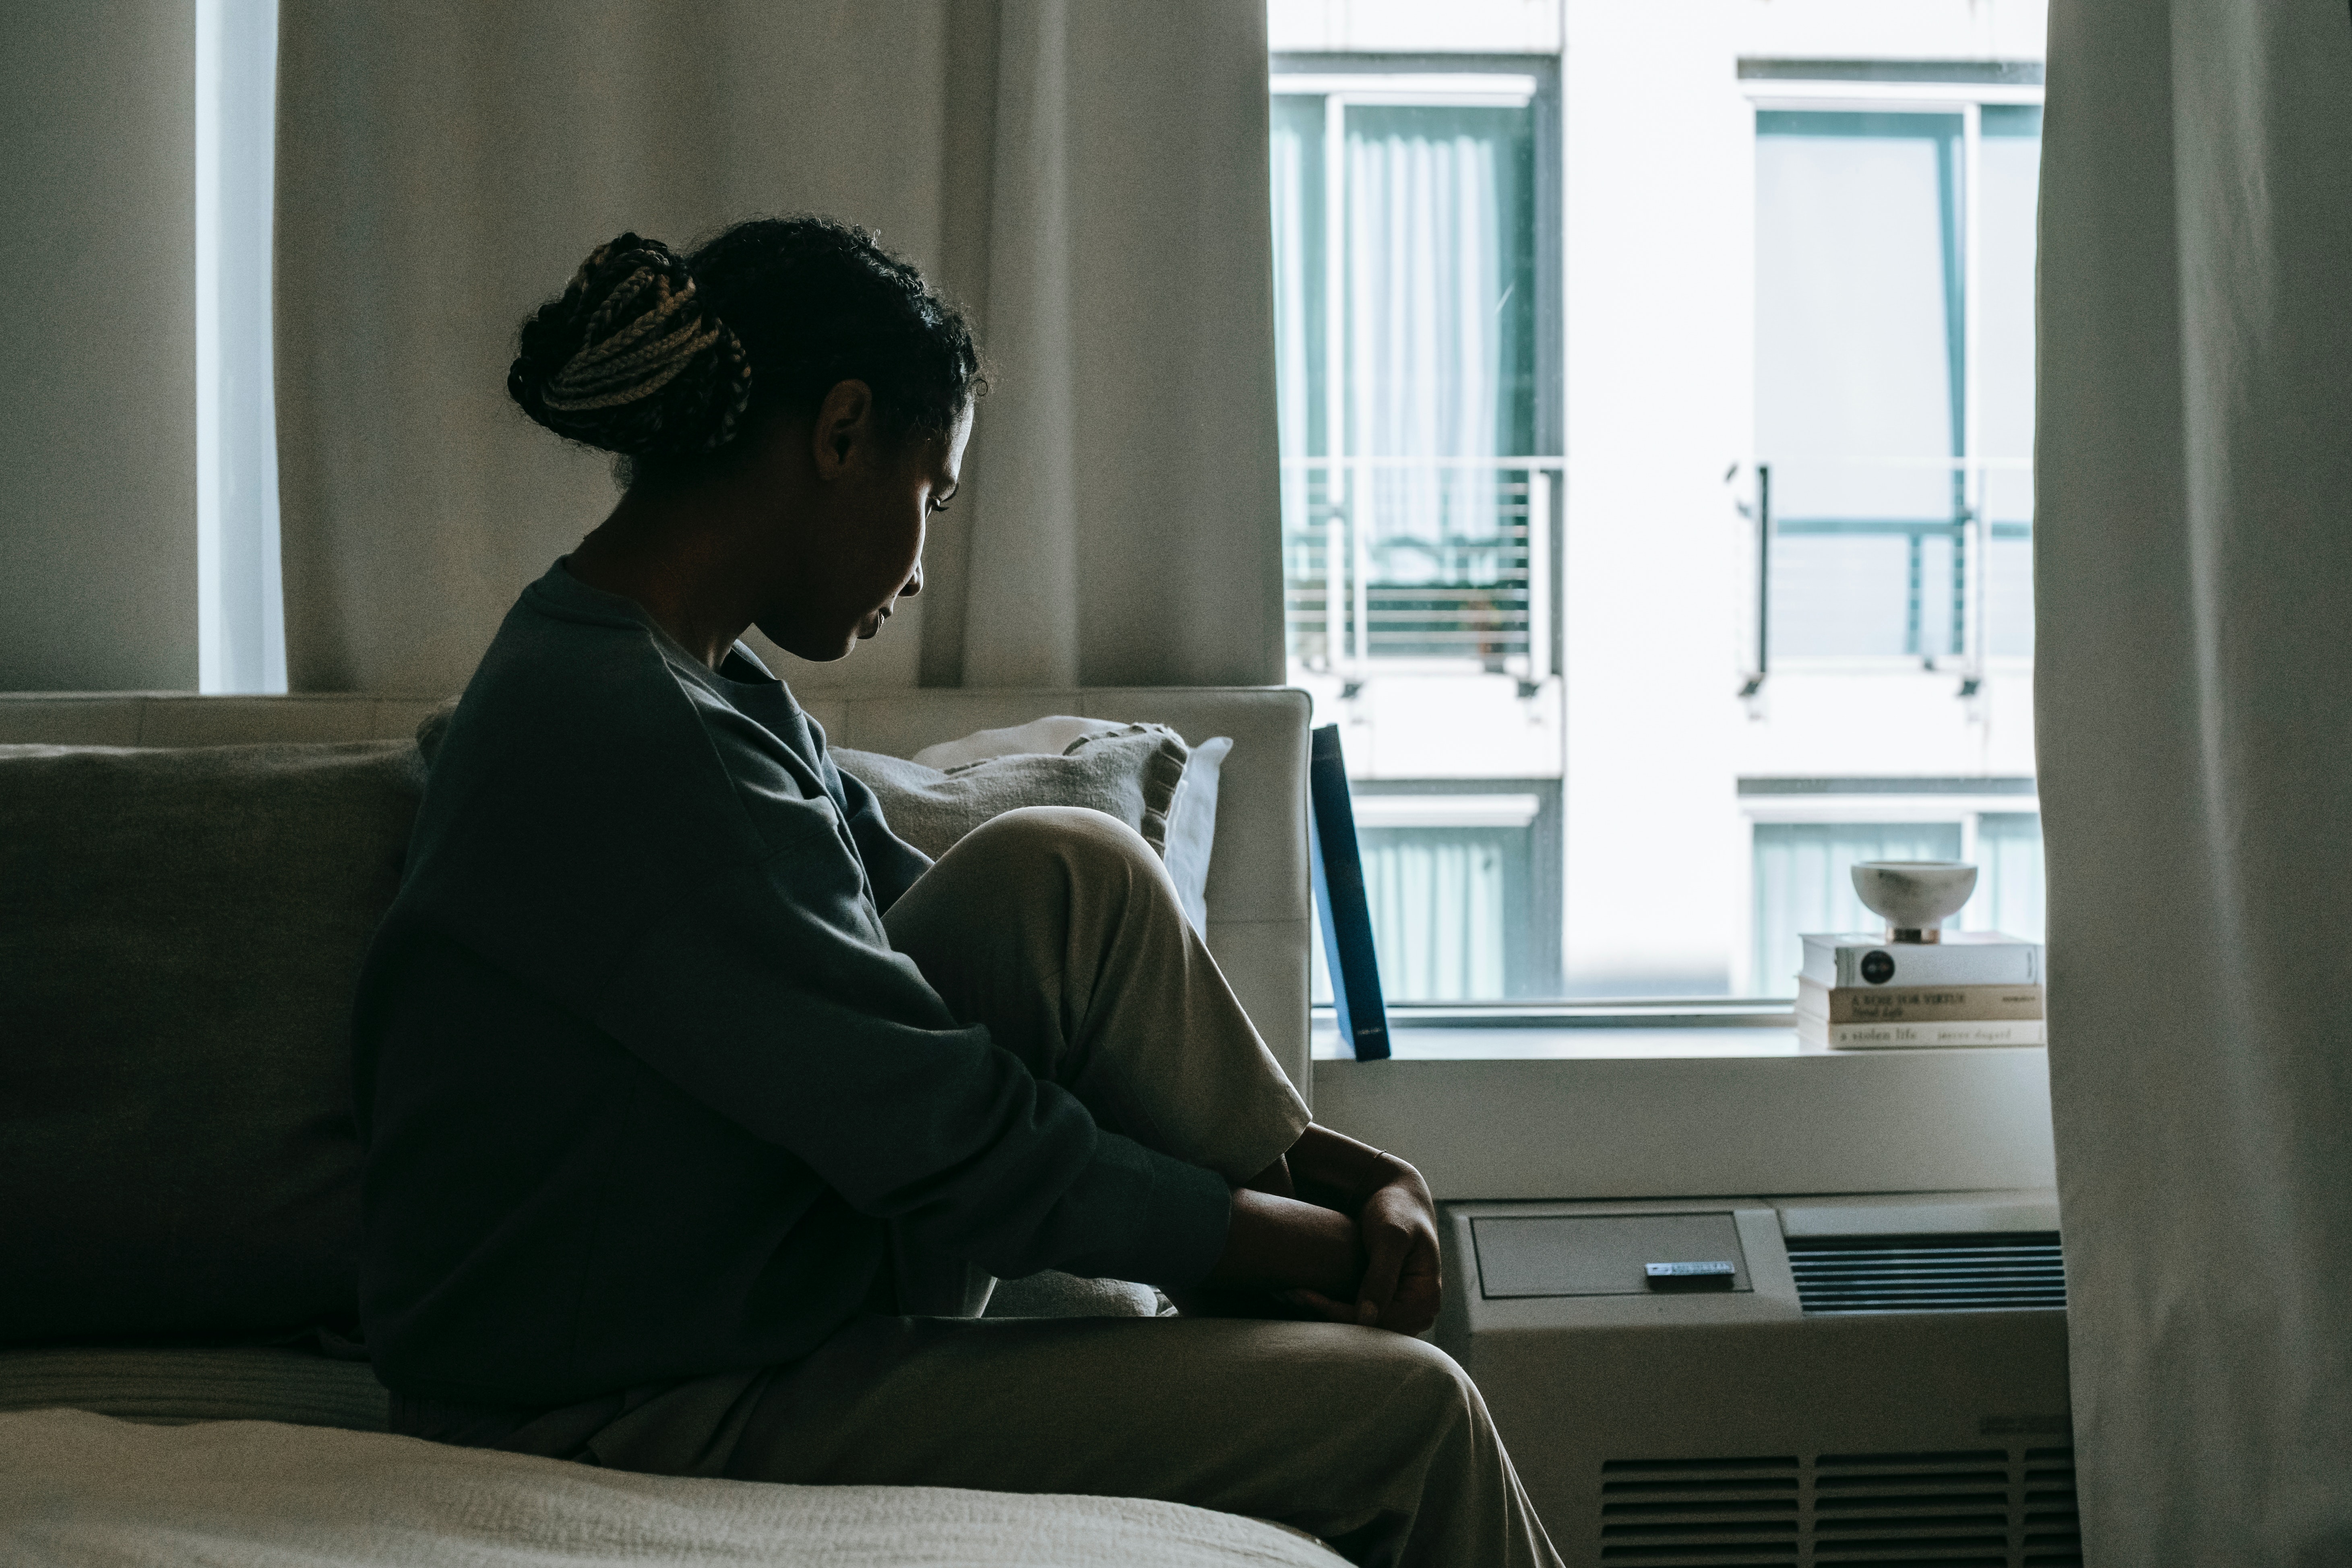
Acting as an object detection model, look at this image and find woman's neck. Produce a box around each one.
[566,491,754,670]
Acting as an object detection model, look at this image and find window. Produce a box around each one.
[1267,4,2048,1023]
[1273,55,1563,1002]
[1755,103,2043,665]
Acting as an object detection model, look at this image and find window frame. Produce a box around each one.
[1286,60,2054,1031]
[1744,74,2048,683]
[1270,52,1566,465]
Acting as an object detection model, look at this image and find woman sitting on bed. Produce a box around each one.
[353,216,1560,1568]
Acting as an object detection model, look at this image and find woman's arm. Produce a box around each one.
[1190,1126,1443,1333]
[1203,1188,1365,1300]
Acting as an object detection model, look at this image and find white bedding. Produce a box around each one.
[0,1408,1343,1568]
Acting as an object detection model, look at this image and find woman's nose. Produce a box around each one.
[903,564,923,597]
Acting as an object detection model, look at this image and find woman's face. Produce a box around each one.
[754,389,971,662]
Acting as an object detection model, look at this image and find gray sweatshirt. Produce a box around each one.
[352,561,1230,1407]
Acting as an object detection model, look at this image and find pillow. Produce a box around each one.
[982,1271,1165,1320]
[833,725,1188,862]
[0,741,425,1346]
[909,717,1234,935]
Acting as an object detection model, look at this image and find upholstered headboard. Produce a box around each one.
[0,688,1314,1094]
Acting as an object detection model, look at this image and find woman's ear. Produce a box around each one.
[811,380,877,479]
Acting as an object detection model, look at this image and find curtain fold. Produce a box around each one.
[2036,3,2352,1560]
[945,0,1284,688]
[275,0,1283,696]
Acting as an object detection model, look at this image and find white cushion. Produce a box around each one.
[910,717,1234,935]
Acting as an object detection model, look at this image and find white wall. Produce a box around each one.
[1558,0,1754,994]
[0,3,200,692]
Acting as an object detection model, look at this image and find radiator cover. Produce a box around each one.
[1435,1194,2076,1568]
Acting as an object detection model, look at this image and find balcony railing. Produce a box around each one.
[1746,455,2035,684]
[1281,457,1565,680]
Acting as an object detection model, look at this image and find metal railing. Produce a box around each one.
[1281,457,1565,680]
[1741,454,2034,694]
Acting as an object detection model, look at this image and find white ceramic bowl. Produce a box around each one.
[1850,860,1978,936]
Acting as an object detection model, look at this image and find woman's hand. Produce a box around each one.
[1279,1162,1442,1334]
[1201,1126,1442,1334]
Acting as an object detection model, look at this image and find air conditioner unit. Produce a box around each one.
[1434,1190,2077,1568]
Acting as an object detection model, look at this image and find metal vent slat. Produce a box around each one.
[1600,1446,2081,1566]
[1600,1458,1802,1565]
[1787,1233,2067,1314]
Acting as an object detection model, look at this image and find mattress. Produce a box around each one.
[0,1406,1343,1568]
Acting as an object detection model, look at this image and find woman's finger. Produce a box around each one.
[1384,1232,1444,1334]
[1356,1221,1409,1325]
[1276,1288,1366,1323]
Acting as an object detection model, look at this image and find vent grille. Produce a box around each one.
[1787,1233,2065,1314]
[2020,1448,2081,1567]
[1814,1450,2019,1565]
[1599,1448,2080,1567]
[1599,1456,1800,1565]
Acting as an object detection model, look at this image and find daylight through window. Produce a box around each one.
[1271,4,2048,1011]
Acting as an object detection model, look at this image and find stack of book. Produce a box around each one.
[1796,932,2044,1049]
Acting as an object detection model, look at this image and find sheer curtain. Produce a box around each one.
[1364,835,1507,1000]
[273,0,1281,696]
[2036,2,2352,1560]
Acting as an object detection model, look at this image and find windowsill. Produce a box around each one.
[1314,1023,1807,1060]
[1307,1027,2057,1200]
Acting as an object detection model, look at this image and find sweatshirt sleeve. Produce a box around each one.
[833,763,930,913]
[587,817,1233,1290]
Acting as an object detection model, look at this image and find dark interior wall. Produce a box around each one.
[0,2,197,692]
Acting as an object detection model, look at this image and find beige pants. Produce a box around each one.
[397,808,1561,1568]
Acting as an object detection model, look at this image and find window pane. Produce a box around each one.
[1271,94,1334,667]
[1363,830,1510,1000]
[1972,812,2047,943]
[1751,822,1965,997]
[1343,104,1535,460]
[1270,94,1327,462]
[1981,106,2042,659]
[1758,112,1965,661]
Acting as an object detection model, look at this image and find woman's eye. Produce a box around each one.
[928,496,953,514]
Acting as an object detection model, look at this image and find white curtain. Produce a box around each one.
[2036,3,2352,1562]
[274,0,1282,696]
[0,2,199,692]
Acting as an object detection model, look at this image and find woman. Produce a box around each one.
[354,216,1560,1567]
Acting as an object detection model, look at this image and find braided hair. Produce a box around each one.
[509,217,982,482]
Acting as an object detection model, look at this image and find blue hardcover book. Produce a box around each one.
[1307,723,1391,1061]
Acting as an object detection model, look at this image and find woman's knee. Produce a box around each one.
[955,805,1163,880]
[1373,1335,1481,1421]
[1291,1328,1480,1434]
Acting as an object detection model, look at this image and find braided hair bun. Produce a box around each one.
[508,233,753,457]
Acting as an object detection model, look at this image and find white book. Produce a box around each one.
[1798,932,2042,990]
[1796,976,2044,1025]
[1800,1016,2048,1049]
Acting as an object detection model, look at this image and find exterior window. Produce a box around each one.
[1975,812,2048,944]
[1273,60,1562,1002]
[1267,5,2046,1018]
[1755,107,2043,664]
